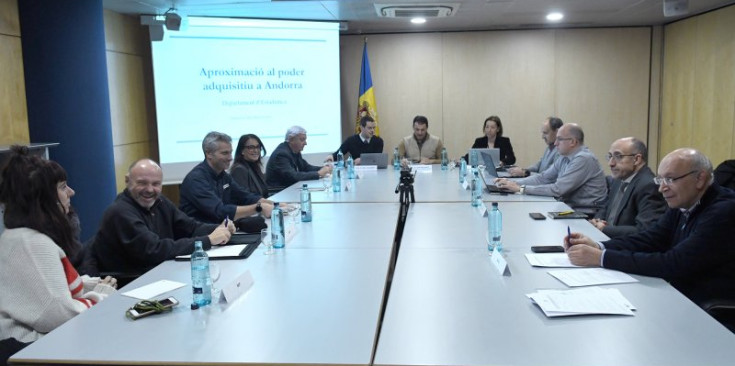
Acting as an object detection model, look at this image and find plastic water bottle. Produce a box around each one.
[336,150,344,169]
[488,202,502,252]
[470,149,478,167]
[191,241,212,307]
[347,156,355,179]
[300,184,312,222]
[459,157,467,184]
[332,167,342,192]
[471,169,482,207]
[271,202,285,248]
[393,147,400,170]
[441,148,448,170]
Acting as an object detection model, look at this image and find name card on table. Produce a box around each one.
[490,247,511,276]
[412,164,433,173]
[221,270,254,304]
[475,204,488,217]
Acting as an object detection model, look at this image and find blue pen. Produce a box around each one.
[567,225,571,244]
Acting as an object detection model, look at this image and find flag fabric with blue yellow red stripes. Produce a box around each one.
[356,41,379,135]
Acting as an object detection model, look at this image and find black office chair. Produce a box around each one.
[0,338,29,366]
[702,299,735,333]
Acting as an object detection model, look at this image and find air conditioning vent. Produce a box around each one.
[375,4,459,18]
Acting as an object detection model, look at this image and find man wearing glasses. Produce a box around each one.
[494,123,607,214]
[565,148,735,307]
[589,137,666,237]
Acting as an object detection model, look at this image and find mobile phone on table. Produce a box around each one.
[127,297,179,320]
[531,245,565,253]
[529,212,546,220]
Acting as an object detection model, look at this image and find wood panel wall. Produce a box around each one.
[0,0,29,145]
[340,27,652,173]
[661,5,735,166]
[103,10,157,192]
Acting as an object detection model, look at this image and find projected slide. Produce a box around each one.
[151,17,341,181]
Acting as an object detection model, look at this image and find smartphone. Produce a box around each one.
[529,212,546,220]
[127,297,179,320]
[531,245,565,253]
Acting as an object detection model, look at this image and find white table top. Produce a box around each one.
[375,247,735,366]
[401,201,608,250]
[12,248,391,366]
[269,167,556,204]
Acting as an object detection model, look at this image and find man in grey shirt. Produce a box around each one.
[495,123,607,213]
[509,116,563,177]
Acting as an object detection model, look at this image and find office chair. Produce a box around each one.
[702,299,735,333]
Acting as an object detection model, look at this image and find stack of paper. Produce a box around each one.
[527,287,636,317]
[548,268,638,287]
[525,253,579,267]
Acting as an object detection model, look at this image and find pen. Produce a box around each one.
[224,216,230,227]
[558,210,575,216]
[567,225,572,242]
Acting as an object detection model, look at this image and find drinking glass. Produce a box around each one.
[321,174,332,192]
[261,228,274,255]
[209,263,221,302]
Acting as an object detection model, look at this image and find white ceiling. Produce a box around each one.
[103,0,735,34]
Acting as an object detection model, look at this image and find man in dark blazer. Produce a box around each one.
[590,137,666,237]
[330,116,384,164]
[566,148,735,307]
[265,126,332,190]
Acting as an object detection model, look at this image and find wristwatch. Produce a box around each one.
[255,202,263,213]
[519,185,526,194]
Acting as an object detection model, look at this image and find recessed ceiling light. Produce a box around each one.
[411,17,426,24]
[546,12,564,21]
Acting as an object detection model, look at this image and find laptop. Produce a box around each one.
[479,151,511,178]
[468,148,500,168]
[479,165,514,193]
[360,153,389,169]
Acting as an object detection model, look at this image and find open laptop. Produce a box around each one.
[479,165,514,193]
[360,153,389,169]
[468,148,500,168]
[479,151,511,178]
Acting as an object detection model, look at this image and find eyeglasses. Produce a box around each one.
[556,137,574,142]
[605,153,637,161]
[244,145,261,151]
[653,170,698,185]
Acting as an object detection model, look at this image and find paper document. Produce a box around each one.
[525,253,579,267]
[411,164,433,173]
[548,268,639,287]
[527,287,635,317]
[122,280,186,300]
[176,244,248,259]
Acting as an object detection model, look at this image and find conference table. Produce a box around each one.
[269,166,557,203]
[11,166,735,366]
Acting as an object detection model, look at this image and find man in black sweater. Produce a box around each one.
[92,159,233,275]
[331,116,384,164]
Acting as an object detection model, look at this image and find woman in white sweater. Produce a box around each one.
[0,147,117,347]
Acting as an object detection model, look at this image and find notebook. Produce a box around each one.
[174,242,260,261]
[360,153,389,169]
[548,211,590,219]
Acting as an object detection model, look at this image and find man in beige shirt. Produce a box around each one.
[397,115,445,165]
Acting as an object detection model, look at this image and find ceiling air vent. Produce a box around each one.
[375,3,460,18]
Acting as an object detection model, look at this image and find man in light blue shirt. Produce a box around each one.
[495,123,607,213]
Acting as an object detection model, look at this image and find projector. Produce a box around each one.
[165,12,182,31]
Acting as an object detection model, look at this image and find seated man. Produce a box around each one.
[331,116,384,164]
[495,124,607,213]
[265,126,332,190]
[92,159,233,275]
[509,117,563,177]
[398,115,444,165]
[590,137,666,237]
[566,148,735,307]
[180,132,274,232]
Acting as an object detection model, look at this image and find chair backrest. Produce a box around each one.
[714,160,735,190]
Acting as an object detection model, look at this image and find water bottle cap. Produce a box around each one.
[302,184,308,188]
[492,202,498,206]
[191,303,199,310]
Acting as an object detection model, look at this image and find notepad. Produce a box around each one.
[525,253,580,267]
[548,268,639,287]
[527,287,636,317]
[175,243,259,261]
[548,211,589,219]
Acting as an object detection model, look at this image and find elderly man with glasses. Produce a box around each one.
[495,123,607,214]
[565,148,735,307]
[589,137,666,237]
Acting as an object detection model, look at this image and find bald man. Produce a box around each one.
[92,159,233,275]
[565,148,735,306]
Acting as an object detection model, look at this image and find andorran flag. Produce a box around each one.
[356,41,379,135]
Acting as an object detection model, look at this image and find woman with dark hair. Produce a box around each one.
[467,115,516,166]
[0,146,116,347]
[231,134,270,198]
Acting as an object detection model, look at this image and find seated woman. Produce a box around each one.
[231,134,270,198]
[0,146,117,347]
[466,115,516,166]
